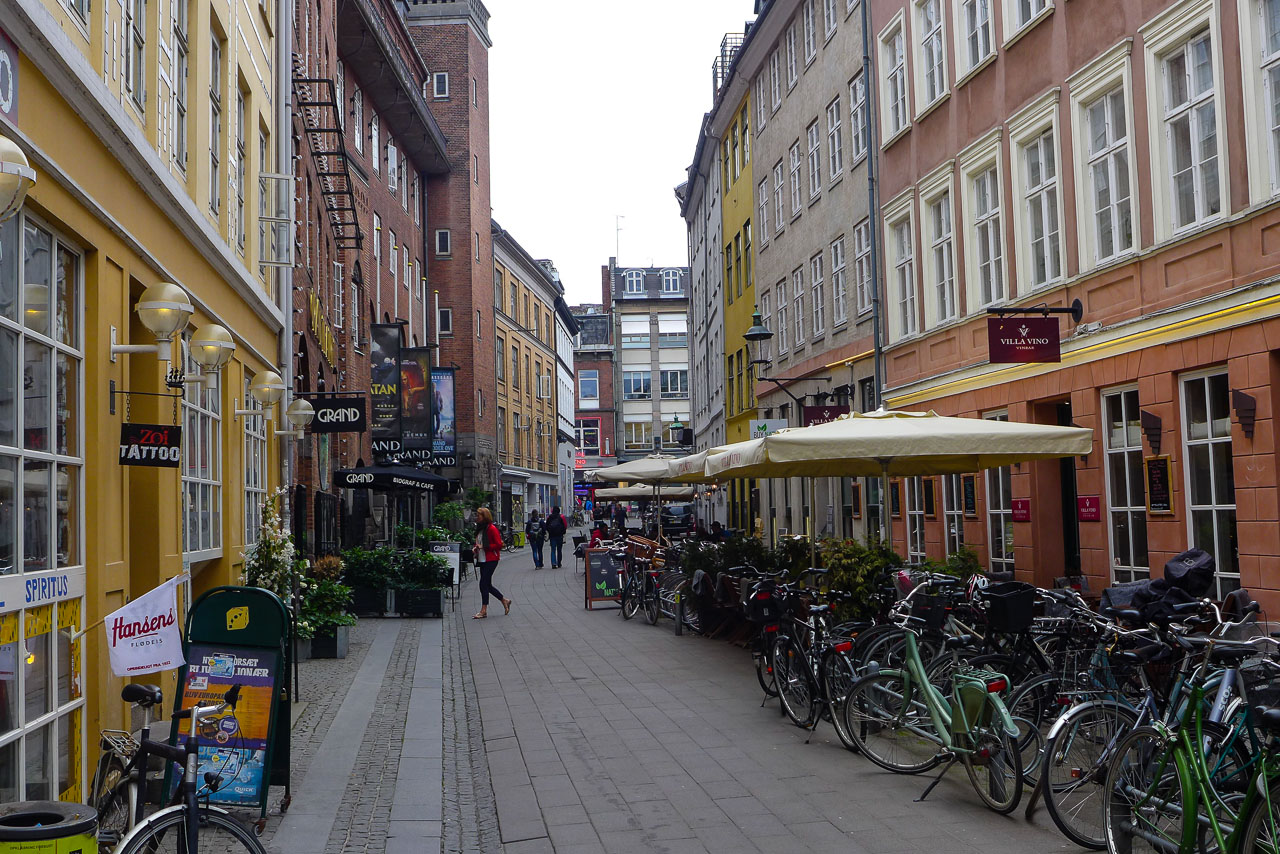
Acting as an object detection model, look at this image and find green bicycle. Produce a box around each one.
[842,628,1025,814]
[1103,631,1280,854]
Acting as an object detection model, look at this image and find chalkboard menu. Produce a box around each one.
[890,482,901,517]
[585,548,623,609]
[850,481,862,518]
[962,475,978,517]
[923,479,937,518]
[1145,455,1173,514]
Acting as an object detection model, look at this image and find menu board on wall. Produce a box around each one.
[962,475,978,517]
[1145,455,1174,514]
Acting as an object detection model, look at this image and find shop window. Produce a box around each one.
[985,411,1014,572]
[943,473,965,555]
[1181,371,1238,597]
[243,377,268,545]
[183,333,222,559]
[905,476,926,562]
[1103,387,1149,583]
[0,212,85,803]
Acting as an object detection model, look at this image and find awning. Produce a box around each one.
[593,486,697,500]
[334,464,449,491]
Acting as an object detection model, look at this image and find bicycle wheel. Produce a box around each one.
[773,636,816,728]
[643,579,660,625]
[91,756,130,848]
[754,634,779,697]
[1103,726,1191,854]
[1042,702,1139,850]
[1005,672,1063,787]
[959,718,1024,814]
[621,578,640,620]
[117,807,266,854]
[820,650,860,751]
[1237,780,1280,854]
[842,671,943,774]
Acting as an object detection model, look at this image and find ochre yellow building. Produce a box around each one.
[718,91,757,531]
[0,0,287,803]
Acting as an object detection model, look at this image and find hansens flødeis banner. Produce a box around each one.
[104,574,188,676]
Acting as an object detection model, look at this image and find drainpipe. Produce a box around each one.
[277,0,295,529]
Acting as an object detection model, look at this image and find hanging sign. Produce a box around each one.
[749,419,788,439]
[987,316,1061,363]
[802,405,847,427]
[309,396,366,433]
[400,348,434,451]
[119,423,182,467]
[104,574,188,676]
[369,324,402,454]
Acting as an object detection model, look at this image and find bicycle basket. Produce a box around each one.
[910,594,949,631]
[744,588,782,623]
[982,581,1036,633]
[951,667,1008,735]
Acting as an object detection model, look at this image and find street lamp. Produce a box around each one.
[110,282,195,363]
[188,323,236,386]
[278,397,315,438]
[0,136,37,223]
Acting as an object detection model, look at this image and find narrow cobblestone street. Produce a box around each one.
[264,533,1088,853]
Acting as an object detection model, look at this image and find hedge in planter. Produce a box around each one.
[342,546,395,615]
[393,550,451,617]
[300,578,357,658]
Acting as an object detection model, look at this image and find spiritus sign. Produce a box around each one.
[987,315,1061,363]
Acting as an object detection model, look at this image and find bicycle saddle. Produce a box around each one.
[122,683,163,707]
[1254,706,1280,735]
[808,603,832,615]
[944,634,978,650]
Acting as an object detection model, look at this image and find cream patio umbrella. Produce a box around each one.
[706,408,1093,553]
[582,454,679,484]
[593,485,698,500]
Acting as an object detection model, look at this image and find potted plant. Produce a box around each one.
[301,577,357,658]
[341,546,395,616]
[392,550,450,617]
[242,490,308,655]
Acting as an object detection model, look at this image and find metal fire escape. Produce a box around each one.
[292,60,363,252]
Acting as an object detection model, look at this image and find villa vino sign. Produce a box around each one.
[987,316,1061,363]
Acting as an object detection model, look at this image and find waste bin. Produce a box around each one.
[0,802,97,854]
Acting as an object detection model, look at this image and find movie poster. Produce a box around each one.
[177,645,280,806]
[399,348,434,451]
[430,368,456,460]
[369,324,402,443]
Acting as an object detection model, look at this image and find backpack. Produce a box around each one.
[546,514,567,537]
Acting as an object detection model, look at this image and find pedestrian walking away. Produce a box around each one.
[525,509,546,569]
[544,505,568,568]
[472,506,511,618]
[612,501,627,536]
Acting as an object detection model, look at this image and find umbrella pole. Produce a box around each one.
[655,483,662,540]
[879,461,890,548]
[808,478,816,569]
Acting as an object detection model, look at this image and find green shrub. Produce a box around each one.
[298,578,357,639]
[819,537,905,621]
[431,501,464,528]
[340,546,395,589]
[393,550,451,590]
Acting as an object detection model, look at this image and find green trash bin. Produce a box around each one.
[0,802,97,854]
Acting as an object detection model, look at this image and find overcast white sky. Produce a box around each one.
[486,0,752,305]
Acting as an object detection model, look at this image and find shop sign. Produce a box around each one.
[802,405,848,427]
[119,423,182,467]
[104,575,187,676]
[0,29,17,122]
[574,451,585,469]
[987,316,1061,363]
[309,396,366,433]
[1077,495,1101,522]
[1011,498,1031,523]
[428,542,460,586]
[307,291,337,368]
[0,568,86,612]
[749,418,788,439]
[1145,455,1173,514]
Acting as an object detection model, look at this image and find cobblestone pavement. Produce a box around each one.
[462,534,1081,854]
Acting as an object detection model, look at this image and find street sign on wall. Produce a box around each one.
[987,316,1061,363]
[802,405,848,427]
[749,419,788,439]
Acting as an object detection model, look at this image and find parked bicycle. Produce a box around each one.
[91,682,266,854]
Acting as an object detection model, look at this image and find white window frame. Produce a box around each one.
[803,0,818,61]
[622,370,652,400]
[370,114,379,174]
[172,6,189,171]
[957,130,1005,311]
[786,22,799,87]
[770,50,782,110]
[826,97,844,181]
[915,0,948,112]
[759,176,770,241]
[1069,41,1140,272]
[661,269,683,295]
[183,339,222,561]
[942,473,965,555]
[789,141,803,215]
[578,369,600,405]
[209,35,223,215]
[1238,0,1280,203]
[955,0,994,78]
[850,71,869,162]
[806,120,822,199]
[388,140,398,192]
[435,229,451,256]
[243,378,268,546]
[831,236,848,325]
[125,0,146,107]
[883,191,918,341]
[906,477,926,562]
[625,270,644,294]
[880,14,911,143]
[984,410,1014,573]
[433,71,449,98]
[791,266,806,347]
[824,0,839,38]
[1007,93,1064,294]
[1180,369,1239,598]
[759,291,774,364]
[755,74,769,129]
[775,279,790,354]
[1004,0,1053,47]
[854,218,873,316]
[1102,386,1149,584]
[352,88,363,153]
[773,160,786,233]
[810,252,825,336]
[1141,0,1227,242]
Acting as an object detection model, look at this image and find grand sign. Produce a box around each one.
[309,396,366,433]
[987,316,1061,363]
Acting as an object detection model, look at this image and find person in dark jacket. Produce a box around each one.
[544,505,569,568]
[525,510,546,569]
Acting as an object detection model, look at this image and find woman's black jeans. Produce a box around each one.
[478,560,503,606]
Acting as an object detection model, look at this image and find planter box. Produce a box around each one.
[350,585,388,616]
[395,588,444,618]
[293,637,312,662]
[311,624,350,659]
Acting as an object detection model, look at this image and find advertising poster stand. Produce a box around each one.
[168,586,293,830]
[584,549,623,610]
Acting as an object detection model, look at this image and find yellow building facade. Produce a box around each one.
[719,93,757,532]
[0,0,286,803]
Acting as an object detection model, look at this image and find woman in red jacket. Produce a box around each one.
[472,507,512,619]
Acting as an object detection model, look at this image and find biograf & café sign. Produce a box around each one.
[987,316,1061,363]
